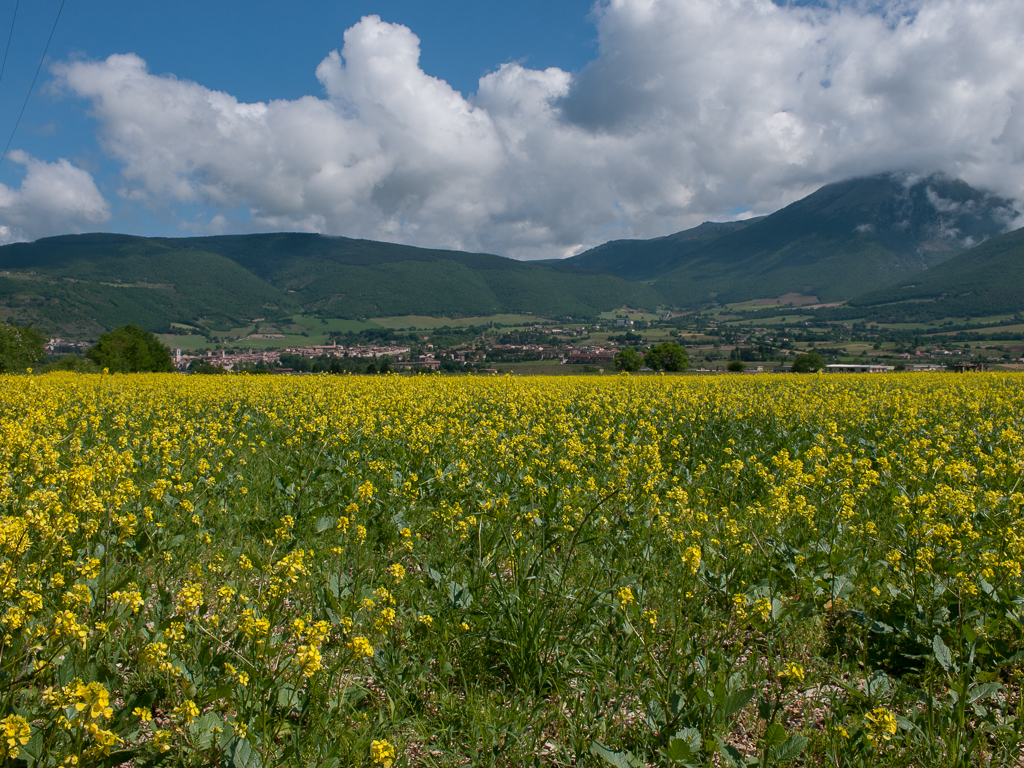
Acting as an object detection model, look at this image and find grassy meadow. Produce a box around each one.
[2,373,1024,767]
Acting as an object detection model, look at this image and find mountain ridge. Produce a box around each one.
[569,172,1018,306]
[2,172,1022,337]
[0,232,661,336]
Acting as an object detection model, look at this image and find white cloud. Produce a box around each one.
[48,2,1024,258]
[0,151,110,244]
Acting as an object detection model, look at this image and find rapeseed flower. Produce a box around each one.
[371,739,396,767]
[1,715,30,759]
[864,707,898,744]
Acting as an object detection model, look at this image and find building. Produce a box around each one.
[825,364,895,374]
[953,362,988,373]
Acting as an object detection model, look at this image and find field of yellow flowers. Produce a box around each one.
[1,372,1024,768]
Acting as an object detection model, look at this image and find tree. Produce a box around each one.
[0,322,45,373]
[188,360,228,375]
[87,324,174,373]
[644,342,689,372]
[726,360,745,373]
[791,353,824,373]
[614,348,644,372]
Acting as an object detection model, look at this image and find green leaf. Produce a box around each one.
[771,734,808,763]
[20,730,43,766]
[665,738,694,762]
[713,681,726,706]
[190,711,225,750]
[315,516,335,533]
[715,736,746,768]
[204,684,235,704]
[666,727,702,762]
[763,723,787,746]
[645,697,667,729]
[228,736,263,768]
[968,681,1002,703]
[674,727,701,751]
[757,696,772,722]
[277,684,300,710]
[590,741,646,768]
[933,634,954,673]
[721,688,755,719]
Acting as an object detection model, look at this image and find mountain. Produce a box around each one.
[847,225,1024,321]
[567,173,1018,306]
[0,232,661,336]
[2,173,1019,337]
[562,219,763,281]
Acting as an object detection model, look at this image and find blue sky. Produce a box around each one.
[0,0,599,171]
[1,0,1022,257]
[0,0,598,234]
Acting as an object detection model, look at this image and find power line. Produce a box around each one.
[0,0,66,171]
[0,0,20,87]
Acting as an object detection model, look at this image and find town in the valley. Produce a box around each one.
[45,307,1024,375]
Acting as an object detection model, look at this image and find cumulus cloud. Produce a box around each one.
[0,151,110,244]
[49,1,1024,258]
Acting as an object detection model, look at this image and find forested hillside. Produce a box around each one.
[0,233,659,336]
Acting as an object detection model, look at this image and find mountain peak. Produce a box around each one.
[566,173,1018,306]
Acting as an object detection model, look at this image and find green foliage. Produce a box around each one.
[86,324,174,372]
[727,360,745,373]
[644,342,689,371]
[37,356,100,374]
[614,348,644,372]
[790,353,824,373]
[0,321,44,373]
[188,361,229,375]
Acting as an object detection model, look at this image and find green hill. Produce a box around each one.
[847,225,1024,321]
[162,233,662,318]
[0,233,661,337]
[565,174,1017,306]
[0,234,297,337]
[562,220,761,281]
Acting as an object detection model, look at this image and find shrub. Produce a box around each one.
[87,324,174,373]
[644,342,689,372]
[0,322,44,373]
[614,348,644,372]
[791,352,824,373]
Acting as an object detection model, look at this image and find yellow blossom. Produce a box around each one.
[0,715,30,759]
[370,739,396,768]
[864,707,898,744]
